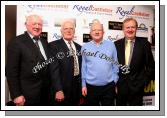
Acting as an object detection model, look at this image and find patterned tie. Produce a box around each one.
[125,40,132,65]
[68,41,79,76]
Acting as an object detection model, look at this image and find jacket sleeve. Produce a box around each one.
[111,43,119,84]
[144,40,155,85]
[48,43,62,94]
[6,39,22,100]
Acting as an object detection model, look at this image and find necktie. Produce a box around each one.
[125,40,132,65]
[33,37,40,48]
[68,41,79,76]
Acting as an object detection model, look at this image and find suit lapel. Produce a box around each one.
[40,39,49,58]
[23,32,47,62]
[60,38,70,53]
[23,32,40,59]
[59,39,73,64]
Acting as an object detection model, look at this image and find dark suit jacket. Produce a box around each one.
[114,37,155,93]
[49,39,82,100]
[6,32,50,105]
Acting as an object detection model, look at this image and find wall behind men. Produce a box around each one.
[16,5,155,106]
[5,4,155,106]
[16,5,154,44]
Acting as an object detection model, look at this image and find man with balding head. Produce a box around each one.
[49,20,82,105]
[81,19,119,105]
[6,15,51,105]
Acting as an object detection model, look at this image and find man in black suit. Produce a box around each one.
[114,18,155,106]
[49,20,82,105]
[6,15,51,106]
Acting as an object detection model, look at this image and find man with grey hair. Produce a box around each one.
[49,20,82,105]
[6,15,51,105]
[81,19,119,105]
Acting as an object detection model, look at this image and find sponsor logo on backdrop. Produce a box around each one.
[143,96,154,106]
[25,5,69,13]
[116,6,150,20]
[144,80,155,96]
[108,21,123,30]
[143,78,155,106]
[54,23,61,27]
[83,34,92,42]
[108,35,120,42]
[40,32,48,40]
[52,33,62,40]
[54,18,76,28]
[73,5,113,16]
[52,33,77,41]
[116,6,135,19]
[82,19,92,29]
[137,23,148,32]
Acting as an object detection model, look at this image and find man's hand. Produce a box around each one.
[14,95,25,106]
[115,86,118,94]
[82,87,87,97]
[55,91,65,102]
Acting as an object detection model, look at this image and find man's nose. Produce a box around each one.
[34,23,41,28]
[95,31,99,34]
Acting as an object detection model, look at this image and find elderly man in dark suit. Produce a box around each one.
[49,20,82,105]
[114,18,155,106]
[6,15,51,106]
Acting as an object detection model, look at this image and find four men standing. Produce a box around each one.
[6,15,155,106]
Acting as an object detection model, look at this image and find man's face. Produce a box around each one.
[61,22,75,41]
[90,23,104,42]
[123,20,137,40]
[26,16,43,37]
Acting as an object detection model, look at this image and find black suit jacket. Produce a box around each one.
[49,39,82,99]
[114,37,155,93]
[6,32,50,105]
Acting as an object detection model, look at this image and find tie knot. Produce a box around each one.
[68,41,72,44]
[126,40,132,45]
[127,40,131,42]
[33,36,40,41]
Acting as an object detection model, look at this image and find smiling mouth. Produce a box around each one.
[127,31,134,33]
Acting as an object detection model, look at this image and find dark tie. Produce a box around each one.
[33,36,40,48]
[68,41,79,76]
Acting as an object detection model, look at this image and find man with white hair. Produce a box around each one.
[49,20,82,105]
[6,15,51,106]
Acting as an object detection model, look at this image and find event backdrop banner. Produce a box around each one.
[17,5,155,106]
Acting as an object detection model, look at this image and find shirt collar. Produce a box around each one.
[27,32,34,39]
[63,38,75,47]
[27,32,41,41]
[125,38,135,44]
[63,38,73,42]
[91,39,104,46]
